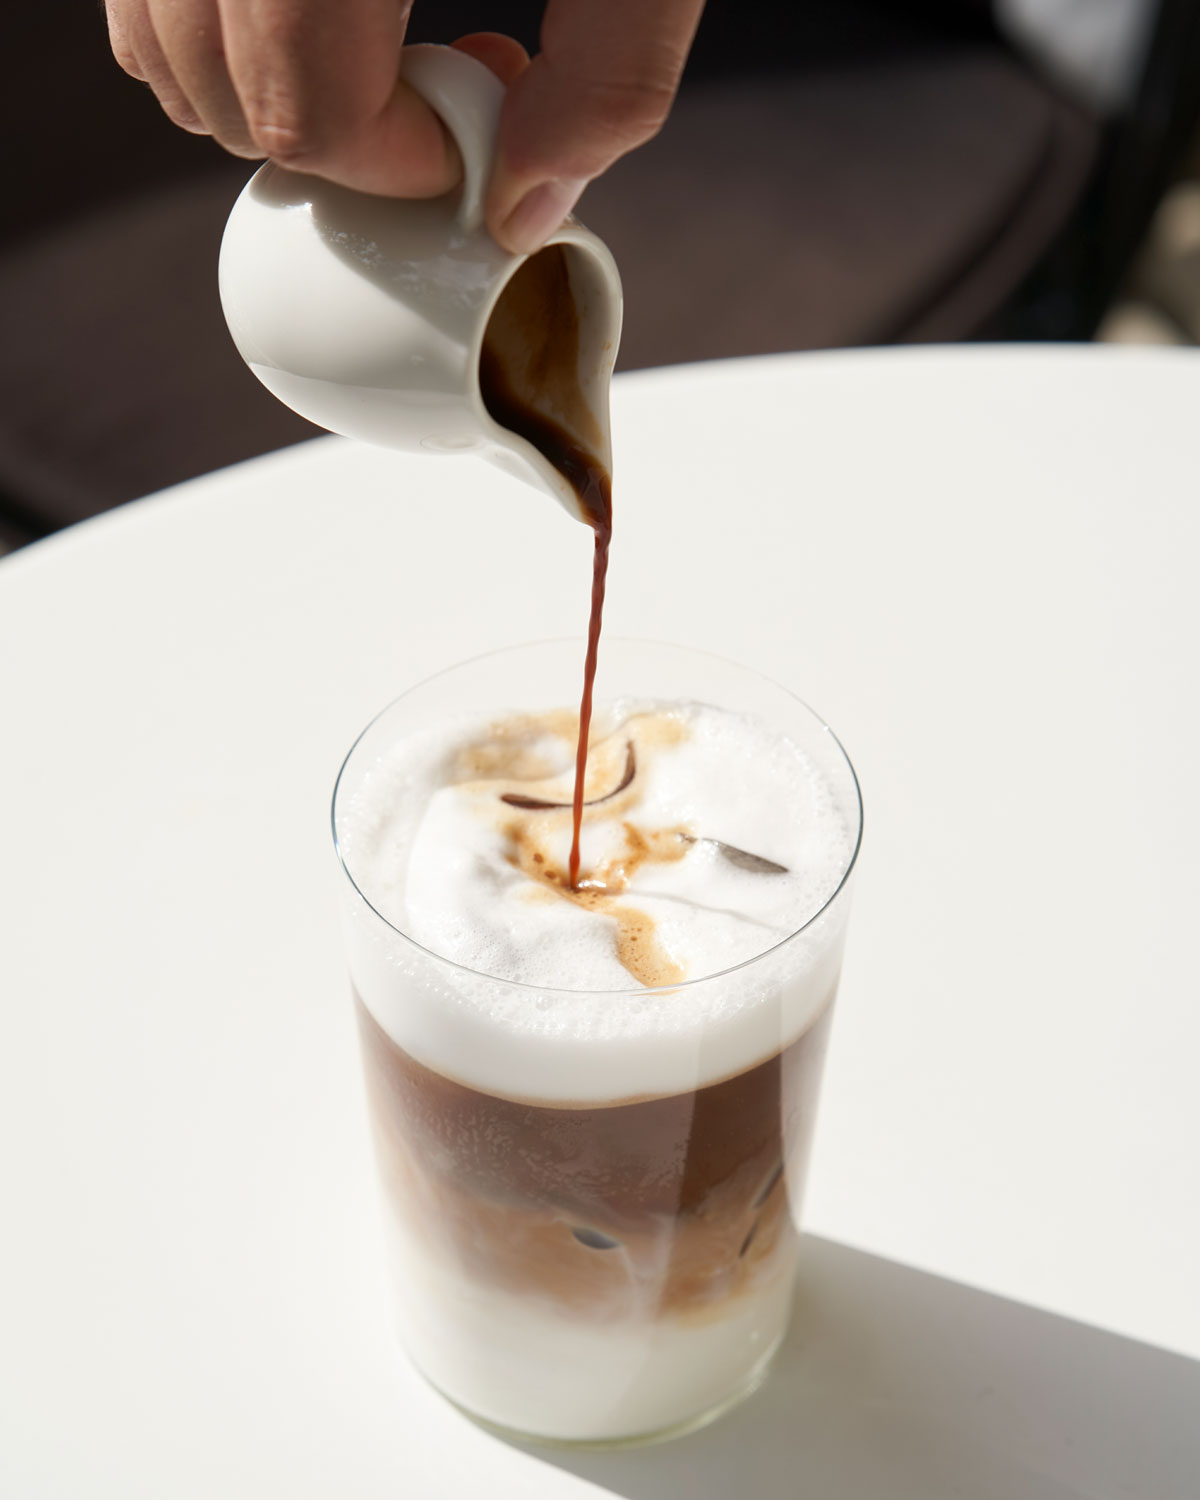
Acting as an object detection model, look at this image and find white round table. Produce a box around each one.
[1,347,1197,1497]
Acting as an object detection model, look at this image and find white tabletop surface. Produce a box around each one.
[1,346,1197,1497]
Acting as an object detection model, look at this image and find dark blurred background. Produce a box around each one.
[1,0,1198,551]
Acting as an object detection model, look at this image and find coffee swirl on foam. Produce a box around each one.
[500,730,693,989]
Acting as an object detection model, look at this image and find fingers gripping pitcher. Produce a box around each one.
[218,43,622,523]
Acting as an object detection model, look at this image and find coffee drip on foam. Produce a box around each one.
[492,714,694,987]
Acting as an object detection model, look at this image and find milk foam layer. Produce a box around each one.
[345,700,851,987]
[337,698,856,1102]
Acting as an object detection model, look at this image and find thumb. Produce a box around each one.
[486,0,704,254]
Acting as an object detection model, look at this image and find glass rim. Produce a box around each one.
[331,636,863,997]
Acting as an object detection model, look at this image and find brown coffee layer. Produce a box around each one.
[355,992,834,1319]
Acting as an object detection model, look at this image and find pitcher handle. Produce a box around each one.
[401,44,505,237]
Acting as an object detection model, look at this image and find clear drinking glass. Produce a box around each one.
[332,639,862,1447]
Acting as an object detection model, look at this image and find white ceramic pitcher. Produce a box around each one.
[218,44,623,522]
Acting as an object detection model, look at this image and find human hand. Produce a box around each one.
[104,0,705,253]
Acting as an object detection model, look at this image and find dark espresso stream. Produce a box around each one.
[479,245,612,889]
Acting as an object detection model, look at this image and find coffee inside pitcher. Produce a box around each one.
[479,245,613,525]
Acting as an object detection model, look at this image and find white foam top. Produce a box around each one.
[337,700,856,1102]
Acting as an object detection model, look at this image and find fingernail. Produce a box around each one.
[499,177,587,254]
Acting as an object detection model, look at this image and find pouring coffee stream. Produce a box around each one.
[479,246,614,890]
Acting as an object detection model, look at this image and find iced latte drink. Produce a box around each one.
[333,638,861,1446]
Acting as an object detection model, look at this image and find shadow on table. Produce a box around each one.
[515,1235,1199,1499]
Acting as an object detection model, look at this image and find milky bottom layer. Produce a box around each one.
[384,1228,798,1442]
[355,992,832,1441]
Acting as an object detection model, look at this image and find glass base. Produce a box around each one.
[420,1328,786,1452]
